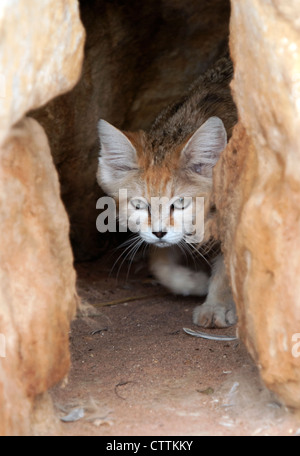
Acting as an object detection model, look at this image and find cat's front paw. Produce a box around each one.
[192,300,236,328]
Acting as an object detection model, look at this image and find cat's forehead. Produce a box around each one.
[140,152,181,197]
[124,130,189,199]
[141,165,175,198]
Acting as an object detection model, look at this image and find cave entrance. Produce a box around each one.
[1,0,300,437]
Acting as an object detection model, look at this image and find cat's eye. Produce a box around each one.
[131,198,148,210]
[193,164,203,174]
[172,197,192,210]
[192,163,212,177]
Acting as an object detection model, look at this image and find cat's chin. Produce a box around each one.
[154,241,172,248]
[141,237,174,248]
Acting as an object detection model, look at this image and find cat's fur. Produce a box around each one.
[97,56,238,328]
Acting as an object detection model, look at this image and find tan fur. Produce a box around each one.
[97,55,237,328]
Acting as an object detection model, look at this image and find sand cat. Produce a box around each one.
[97,56,237,328]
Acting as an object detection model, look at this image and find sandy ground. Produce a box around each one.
[50,256,300,436]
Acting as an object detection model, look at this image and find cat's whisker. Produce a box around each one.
[184,239,211,267]
[197,239,218,257]
[112,234,140,251]
[141,241,149,258]
[180,239,198,269]
[114,237,143,280]
[125,238,145,281]
[182,241,200,261]
[109,236,142,280]
[178,240,193,266]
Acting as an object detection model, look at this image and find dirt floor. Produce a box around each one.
[50,254,300,436]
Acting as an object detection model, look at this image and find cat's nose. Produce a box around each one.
[153,231,167,239]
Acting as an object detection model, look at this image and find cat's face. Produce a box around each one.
[97,117,227,247]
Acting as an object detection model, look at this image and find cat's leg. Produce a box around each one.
[149,246,209,296]
[193,253,236,328]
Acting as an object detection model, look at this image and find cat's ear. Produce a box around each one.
[97,119,138,190]
[181,116,227,176]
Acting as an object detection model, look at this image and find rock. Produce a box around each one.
[0,118,78,435]
[214,0,300,408]
[0,0,84,435]
[0,0,85,147]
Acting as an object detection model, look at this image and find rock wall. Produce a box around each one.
[214,0,300,408]
[0,0,84,435]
